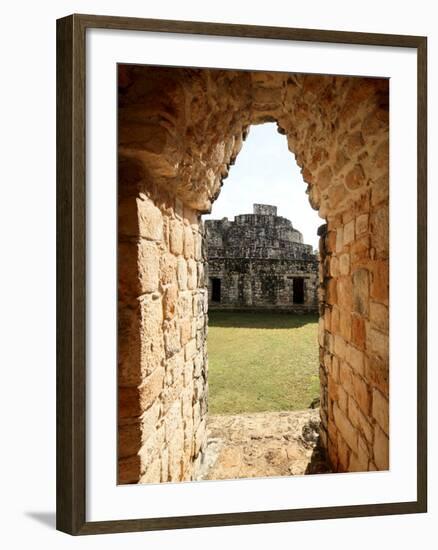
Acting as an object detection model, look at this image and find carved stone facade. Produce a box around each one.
[205,204,318,311]
[118,65,389,483]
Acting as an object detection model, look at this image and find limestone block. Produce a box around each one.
[339,309,352,340]
[370,260,389,305]
[346,344,365,376]
[333,402,358,453]
[177,291,192,318]
[343,131,365,157]
[184,360,194,386]
[194,232,203,261]
[352,268,369,315]
[139,456,162,484]
[373,424,389,470]
[330,256,339,277]
[366,325,389,360]
[326,278,337,305]
[160,447,169,482]
[348,397,373,443]
[339,361,355,397]
[170,219,184,255]
[371,174,389,206]
[184,225,195,258]
[364,353,389,396]
[351,314,366,350]
[194,419,207,456]
[345,164,366,191]
[339,253,350,275]
[138,423,165,473]
[337,277,353,310]
[369,301,389,332]
[185,338,197,361]
[163,284,178,320]
[331,306,340,334]
[165,401,183,441]
[343,220,355,246]
[372,388,389,435]
[334,335,347,360]
[337,434,351,471]
[160,253,177,287]
[118,367,164,419]
[168,425,184,481]
[187,259,197,290]
[163,319,181,358]
[349,438,369,472]
[180,318,192,346]
[356,213,369,236]
[350,235,370,265]
[352,374,371,416]
[138,197,163,241]
[371,206,389,259]
[138,240,160,294]
[335,227,344,253]
[177,257,187,290]
[139,293,164,376]
[337,385,348,413]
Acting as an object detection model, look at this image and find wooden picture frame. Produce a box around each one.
[56,13,427,535]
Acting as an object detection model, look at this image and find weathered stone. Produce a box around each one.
[170,219,184,255]
[163,284,178,320]
[138,197,163,241]
[333,403,357,453]
[369,301,388,332]
[373,424,389,470]
[177,257,187,290]
[138,240,160,294]
[184,225,195,258]
[356,213,369,236]
[352,268,369,315]
[351,314,366,350]
[366,325,389,360]
[348,397,373,443]
[339,253,350,275]
[372,388,389,435]
[345,164,366,191]
[187,259,197,290]
[346,344,365,375]
[343,220,355,246]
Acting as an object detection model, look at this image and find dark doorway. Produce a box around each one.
[293,277,305,304]
[211,277,221,302]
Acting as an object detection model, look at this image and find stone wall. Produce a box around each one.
[118,65,389,482]
[118,163,208,483]
[205,204,319,311]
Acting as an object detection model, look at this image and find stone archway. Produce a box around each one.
[117,66,389,483]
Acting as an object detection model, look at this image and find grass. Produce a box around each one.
[207,311,320,415]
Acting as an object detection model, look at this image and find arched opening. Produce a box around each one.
[200,121,325,479]
[117,65,389,484]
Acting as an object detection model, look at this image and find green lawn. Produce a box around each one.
[207,311,320,415]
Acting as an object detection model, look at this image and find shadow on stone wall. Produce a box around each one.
[208,310,318,330]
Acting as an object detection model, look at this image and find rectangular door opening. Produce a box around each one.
[211,277,221,303]
[293,277,305,304]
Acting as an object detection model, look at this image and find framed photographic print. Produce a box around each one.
[56,14,427,535]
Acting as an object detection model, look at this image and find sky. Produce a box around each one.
[202,123,322,250]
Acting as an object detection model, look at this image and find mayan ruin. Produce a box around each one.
[205,203,318,312]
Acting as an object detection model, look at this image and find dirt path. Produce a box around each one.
[198,409,330,481]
